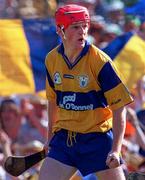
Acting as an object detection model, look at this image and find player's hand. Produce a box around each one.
[106,151,120,168]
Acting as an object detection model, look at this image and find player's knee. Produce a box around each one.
[96,166,126,180]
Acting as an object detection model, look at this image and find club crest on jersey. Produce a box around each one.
[53,72,62,85]
[78,75,89,88]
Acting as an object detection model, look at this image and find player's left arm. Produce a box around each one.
[112,106,126,154]
[106,106,127,168]
[112,107,126,153]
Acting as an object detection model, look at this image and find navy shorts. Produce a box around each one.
[47,129,113,176]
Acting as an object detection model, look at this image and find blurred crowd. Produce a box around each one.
[0,0,145,179]
[1,0,144,49]
[0,95,48,179]
[0,0,144,47]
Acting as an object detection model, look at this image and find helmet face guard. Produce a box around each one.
[55,4,90,29]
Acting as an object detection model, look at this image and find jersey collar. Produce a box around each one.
[57,41,90,69]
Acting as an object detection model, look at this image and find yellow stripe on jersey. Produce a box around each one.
[45,41,133,133]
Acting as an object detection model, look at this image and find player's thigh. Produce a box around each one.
[96,166,126,180]
[39,157,76,180]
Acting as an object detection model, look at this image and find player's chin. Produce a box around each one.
[77,41,85,49]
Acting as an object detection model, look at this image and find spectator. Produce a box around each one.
[127,108,145,150]
[126,107,145,172]
[0,96,48,178]
[0,98,22,179]
[88,15,106,47]
[105,1,125,26]
[0,98,22,144]
[0,0,18,18]
[19,96,47,144]
[123,15,141,32]
[100,23,123,48]
[0,96,47,151]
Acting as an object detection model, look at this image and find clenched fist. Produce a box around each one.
[106,152,120,168]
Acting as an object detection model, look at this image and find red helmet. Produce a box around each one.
[55,4,90,29]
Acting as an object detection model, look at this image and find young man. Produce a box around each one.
[39,4,133,180]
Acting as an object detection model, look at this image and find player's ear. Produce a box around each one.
[56,25,66,39]
[56,25,60,34]
[56,25,62,35]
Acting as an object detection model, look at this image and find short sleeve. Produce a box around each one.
[98,61,133,110]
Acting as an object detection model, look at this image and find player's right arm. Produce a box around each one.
[44,56,57,153]
[47,100,58,142]
[43,99,58,154]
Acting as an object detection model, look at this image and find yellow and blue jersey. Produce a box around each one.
[45,41,133,133]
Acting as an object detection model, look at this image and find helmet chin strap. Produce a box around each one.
[60,26,66,40]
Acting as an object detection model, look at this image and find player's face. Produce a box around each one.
[64,21,89,49]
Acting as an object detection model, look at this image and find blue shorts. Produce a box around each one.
[47,129,113,176]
